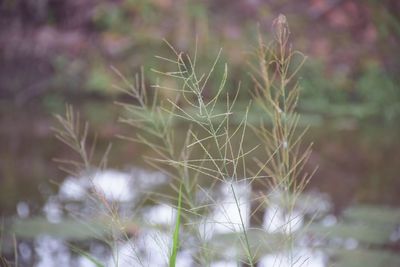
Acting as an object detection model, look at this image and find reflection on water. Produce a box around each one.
[59,169,167,202]
[259,249,325,267]
[17,202,30,219]
[199,180,250,238]
[4,168,400,266]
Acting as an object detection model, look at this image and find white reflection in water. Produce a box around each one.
[90,170,134,202]
[109,203,192,266]
[176,249,195,266]
[199,180,250,240]
[18,242,32,262]
[35,236,71,267]
[34,169,330,267]
[144,203,176,225]
[344,238,358,250]
[78,256,99,267]
[119,207,173,265]
[33,236,103,267]
[17,201,30,218]
[43,196,63,223]
[107,228,172,266]
[263,190,331,234]
[59,168,167,202]
[321,214,337,227]
[263,203,303,233]
[390,226,400,242]
[59,177,89,201]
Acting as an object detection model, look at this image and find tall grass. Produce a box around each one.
[114,37,256,265]
[53,14,313,266]
[169,184,183,267]
[249,14,315,265]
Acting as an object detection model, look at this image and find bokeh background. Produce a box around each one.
[1,0,400,266]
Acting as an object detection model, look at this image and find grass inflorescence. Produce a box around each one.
[53,14,314,267]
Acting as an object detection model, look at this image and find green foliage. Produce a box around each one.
[299,60,400,125]
[86,64,116,94]
[357,63,400,123]
[92,3,131,33]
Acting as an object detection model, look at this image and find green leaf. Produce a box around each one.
[169,183,182,267]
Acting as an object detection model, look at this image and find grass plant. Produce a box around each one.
[248,14,315,265]
[169,184,183,267]
[52,14,313,267]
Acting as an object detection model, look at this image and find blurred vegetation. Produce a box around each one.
[0,0,400,212]
[0,0,399,125]
[0,4,400,263]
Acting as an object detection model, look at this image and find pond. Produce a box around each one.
[1,101,400,267]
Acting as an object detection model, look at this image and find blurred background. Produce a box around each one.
[1,0,400,266]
